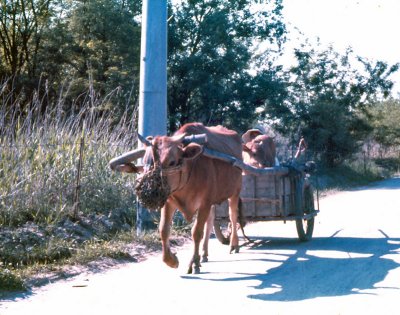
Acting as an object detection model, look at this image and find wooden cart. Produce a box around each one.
[212,162,319,244]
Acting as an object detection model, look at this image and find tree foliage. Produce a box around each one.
[0,0,141,116]
[168,0,287,132]
[368,99,400,149]
[67,0,141,110]
[0,0,52,78]
[265,41,399,167]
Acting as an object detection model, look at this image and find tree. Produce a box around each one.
[268,42,399,167]
[0,0,58,114]
[0,0,53,78]
[65,0,141,114]
[369,99,400,149]
[0,0,142,117]
[167,0,287,133]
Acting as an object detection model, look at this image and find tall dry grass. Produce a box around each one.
[0,79,139,228]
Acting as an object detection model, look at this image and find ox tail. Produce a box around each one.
[238,198,253,244]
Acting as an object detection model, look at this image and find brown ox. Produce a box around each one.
[242,129,277,168]
[113,123,242,274]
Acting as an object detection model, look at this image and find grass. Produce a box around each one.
[0,79,142,227]
[0,269,26,292]
[0,98,138,228]
[315,159,390,191]
[0,81,146,293]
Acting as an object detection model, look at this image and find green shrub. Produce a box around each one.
[313,158,388,192]
[0,268,26,292]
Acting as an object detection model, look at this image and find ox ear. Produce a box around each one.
[182,143,203,160]
[242,129,263,144]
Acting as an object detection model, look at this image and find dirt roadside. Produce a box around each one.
[1,177,400,315]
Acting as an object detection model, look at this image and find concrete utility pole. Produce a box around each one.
[137,0,168,235]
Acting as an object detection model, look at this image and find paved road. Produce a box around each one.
[1,177,400,315]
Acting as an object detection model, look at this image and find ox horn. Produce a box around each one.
[137,133,152,147]
[170,133,187,143]
[182,133,208,146]
[109,148,146,171]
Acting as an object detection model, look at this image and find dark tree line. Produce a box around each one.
[1,0,399,167]
[0,0,141,116]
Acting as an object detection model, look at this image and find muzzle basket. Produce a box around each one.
[134,166,171,210]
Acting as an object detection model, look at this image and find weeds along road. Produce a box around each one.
[1,177,400,315]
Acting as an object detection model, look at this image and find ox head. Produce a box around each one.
[109,133,207,174]
[242,129,276,168]
[140,133,204,172]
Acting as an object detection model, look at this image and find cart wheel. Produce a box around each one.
[213,220,231,245]
[296,185,315,241]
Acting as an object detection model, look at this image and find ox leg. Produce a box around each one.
[160,202,179,269]
[228,196,240,254]
[201,206,215,263]
[188,207,210,274]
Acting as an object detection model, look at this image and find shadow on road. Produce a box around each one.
[193,235,400,302]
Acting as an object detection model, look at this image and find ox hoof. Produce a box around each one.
[229,245,240,254]
[201,256,208,263]
[187,266,201,274]
[187,257,201,274]
[171,261,179,269]
[163,254,179,269]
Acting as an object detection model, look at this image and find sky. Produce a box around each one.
[281,0,400,95]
